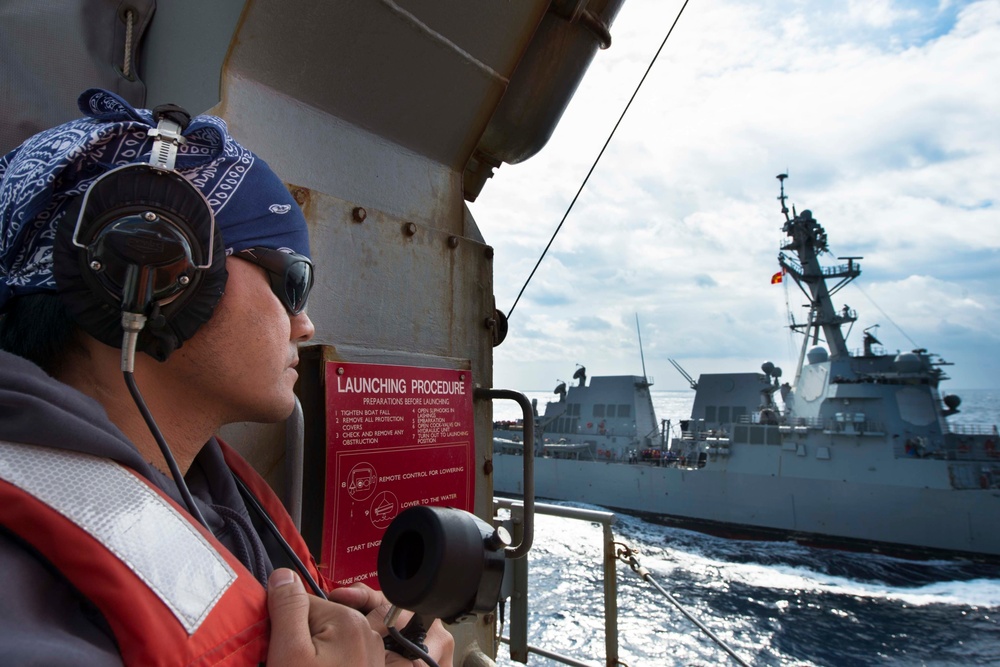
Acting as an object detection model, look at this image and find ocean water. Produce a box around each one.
[491,389,1000,667]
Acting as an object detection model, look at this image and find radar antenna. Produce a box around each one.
[777,173,790,221]
[635,313,648,382]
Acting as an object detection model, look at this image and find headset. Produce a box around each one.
[50,104,227,530]
[53,104,228,364]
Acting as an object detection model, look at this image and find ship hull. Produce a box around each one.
[493,452,1000,561]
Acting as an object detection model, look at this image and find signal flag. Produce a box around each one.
[770,270,783,285]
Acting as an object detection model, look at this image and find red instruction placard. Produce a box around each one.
[319,362,475,587]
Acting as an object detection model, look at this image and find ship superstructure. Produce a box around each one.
[494,177,1000,560]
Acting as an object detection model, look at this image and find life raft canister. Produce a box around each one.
[985,439,997,458]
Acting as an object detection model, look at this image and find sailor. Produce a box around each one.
[0,90,453,666]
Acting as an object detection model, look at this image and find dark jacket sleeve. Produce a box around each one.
[0,530,122,666]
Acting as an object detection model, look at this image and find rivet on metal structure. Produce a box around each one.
[352,207,367,223]
[402,222,417,236]
[447,235,459,249]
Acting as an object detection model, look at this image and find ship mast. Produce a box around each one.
[635,313,648,383]
[776,174,861,361]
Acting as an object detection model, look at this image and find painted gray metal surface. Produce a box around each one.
[494,444,1000,556]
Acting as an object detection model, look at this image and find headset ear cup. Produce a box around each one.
[54,195,124,348]
[54,165,227,360]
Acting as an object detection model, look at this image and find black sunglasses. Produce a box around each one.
[234,247,314,315]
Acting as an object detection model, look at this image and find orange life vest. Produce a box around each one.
[0,438,328,666]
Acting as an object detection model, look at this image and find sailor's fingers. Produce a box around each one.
[267,569,384,667]
[327,582,401,632]
[326,582,387,614]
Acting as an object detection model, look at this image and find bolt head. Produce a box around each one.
[143,211,157,221]
[89,260,102,271]
[485,526,512,551]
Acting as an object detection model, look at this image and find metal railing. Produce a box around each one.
[494,498,620,667]
[491,498,752,667]
[948,423,999,436]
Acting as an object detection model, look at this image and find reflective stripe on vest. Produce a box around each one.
[0,440,235,633]
[0,440,271,666]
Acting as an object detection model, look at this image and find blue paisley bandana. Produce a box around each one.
[0,89,311,310]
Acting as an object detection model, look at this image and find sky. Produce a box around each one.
[468,0,999,393]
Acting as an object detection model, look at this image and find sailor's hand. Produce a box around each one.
[267,568,384,666]
[328,583,455,667]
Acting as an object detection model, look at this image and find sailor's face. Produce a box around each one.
[169,256,315,424]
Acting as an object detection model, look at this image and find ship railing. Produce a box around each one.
[494,498,620,667]
[896,430,1000,461]
[848,344,889,358]
[822,418,887,436]
[948,423,999,437]
[780,256,861,279]
[736,412,789,426]
[777,416,823,430]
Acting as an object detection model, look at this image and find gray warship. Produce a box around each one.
[493,176,1000,561]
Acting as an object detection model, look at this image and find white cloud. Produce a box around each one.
[847,0,918,29]
[471,0,999,391]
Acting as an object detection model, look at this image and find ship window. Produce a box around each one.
[734,425,749,443]
[705,406,717,421]
[593,404,605,418]
[766,427,781,446]
[568,403,581,416]
[719,406,731,423]
[607,405,617,418]
[618,405,631,418]
[749,426,765,445]
[733,406,747,423]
